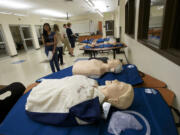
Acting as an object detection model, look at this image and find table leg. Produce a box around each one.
[113,49,116,59]
[93,51,96,58]
[123,51,129,64]
[89,51,92,58]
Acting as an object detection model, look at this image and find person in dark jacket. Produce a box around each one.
[42,23,60,72]
[66,23,76,56]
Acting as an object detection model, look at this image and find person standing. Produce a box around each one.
[42,23,60,73]
[53,24,65,65]
[62,24,72,55]
[66,23,76,56]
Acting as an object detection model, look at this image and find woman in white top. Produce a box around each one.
[54,24,65,65]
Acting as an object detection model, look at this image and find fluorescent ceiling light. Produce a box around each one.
[84,0,104,17]
[41,17,49,20]
[0,0,32,9]
[157,5,164,10]
[93,1,107,12]
[87,0,94,7]
[40,17,67,22]
[56,19,68,22]
[0,11,12,15]
[50,18,57,21]
[14,13,27,16]
[34,9,67,18]
[96,9,104,17]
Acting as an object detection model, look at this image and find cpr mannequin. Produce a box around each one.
[99,80,134,109]
[72,59,123,78]
[89,38,117,47]
[106,37,117,45]
[26,75,134,126]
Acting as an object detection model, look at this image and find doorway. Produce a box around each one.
[0,26,8,58]
[9,25,35,53]
[105,20,114,36]
[35,25,43,46]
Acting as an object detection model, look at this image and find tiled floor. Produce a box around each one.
[0,44,125,87]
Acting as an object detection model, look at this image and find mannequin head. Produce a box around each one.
[107,59,123,73]
[99,80,134,109]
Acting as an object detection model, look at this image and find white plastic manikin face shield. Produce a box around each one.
[108,111,142,135]
[108,111,151,135]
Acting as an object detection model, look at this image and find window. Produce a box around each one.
[0,28,8,57]
[22,27,33,39]
[0,30,4,43]
[138,0,180,65]
[148,2,165,47]
[105,20,114,36]
[165,0,180,57]
[125,0,135,37]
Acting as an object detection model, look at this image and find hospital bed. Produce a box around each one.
[0,64,178,135]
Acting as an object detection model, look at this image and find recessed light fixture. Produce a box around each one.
[85,0,104,17]
[85,0,94,7]
[40,17,67,22]
[0,11,12,15]
[41,17,49,20]
[93,1,107,12]
[0,0,32,9]
[96,9,103,17]
[14,13,27,17]
[157,5,164,10]
[34,9,67,18]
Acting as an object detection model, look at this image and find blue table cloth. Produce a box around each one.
[0,88,177,135]
[84,44,123,49]
[81,39,94,44]
[81,38,110,44]
[96,38,110,43]
[36,64,143,86]
[0,65,177,135]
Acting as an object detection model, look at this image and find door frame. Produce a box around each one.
[105,20,114,36]
[0,25,9,56]
[9,24,35,52]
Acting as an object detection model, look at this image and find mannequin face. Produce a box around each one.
[99,80,128,99]
[107,60,123,73]
[99,80,134,109]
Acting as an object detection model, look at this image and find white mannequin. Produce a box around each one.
[73,59,123,78]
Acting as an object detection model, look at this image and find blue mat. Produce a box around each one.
[0,87,177,135]
[36,64,143,86]
[81,39,94,44]
[81,38,110,44]
[96,38,110,43]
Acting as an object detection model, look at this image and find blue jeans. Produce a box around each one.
[56,47,63,64]
[45,46,60,73]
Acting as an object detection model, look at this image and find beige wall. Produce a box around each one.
[119,0,180,108]
[114,6,120,38]
[103,12,115,21]
[150,6,164,17]
[0,14,55,56]
[61,12,118,37]
[0,14,54,25]
[67,13,103,34]
[149,6,164,27]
